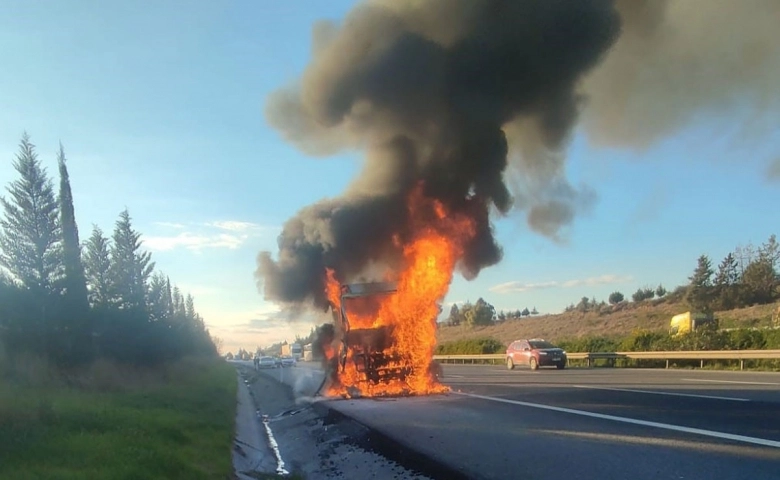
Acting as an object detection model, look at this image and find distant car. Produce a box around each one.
[506,339,567,370]
[257,356,276,369]
[280,355,296,367]
[273,356,282,367]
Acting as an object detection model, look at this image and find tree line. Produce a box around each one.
[0,134,216,367]
[442,235,779,327]
[562,235,779,315]
[686,235,779,313]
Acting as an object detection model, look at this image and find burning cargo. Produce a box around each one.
[324,280,443,398]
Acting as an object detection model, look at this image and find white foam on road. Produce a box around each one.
[453,392,780,449]
[683,378,780,386]
[259,411,289,476]
[571,385,751,402]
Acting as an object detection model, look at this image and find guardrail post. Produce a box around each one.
[740,359,744,371]
[665,359,669,369]
[700,359,704,369]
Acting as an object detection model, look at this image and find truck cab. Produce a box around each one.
[669,311,717,336]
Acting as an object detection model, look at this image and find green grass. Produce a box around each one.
[0,356,237,480]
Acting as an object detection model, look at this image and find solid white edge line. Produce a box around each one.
[571,385,750,402]
[682,378,780,386]
[452,392,780,449]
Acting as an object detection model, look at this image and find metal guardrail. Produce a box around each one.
[433,350,780,370]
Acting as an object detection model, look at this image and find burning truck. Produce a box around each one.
[321,281,444,398]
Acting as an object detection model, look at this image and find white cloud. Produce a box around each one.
[143,220,279,252]
[490,274,632,294]
[144,231,246,252]
[153,221,187,229]
[205,221,266,232]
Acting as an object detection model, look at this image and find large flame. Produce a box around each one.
[324,185,476,397]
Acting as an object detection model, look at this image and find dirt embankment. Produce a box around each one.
[437,300,780,346]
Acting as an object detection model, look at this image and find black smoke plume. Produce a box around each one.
[257,0,622,309]
[257,0,780,310]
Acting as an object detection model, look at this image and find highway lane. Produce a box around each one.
[251,363,780,480]
[443,365,780,440]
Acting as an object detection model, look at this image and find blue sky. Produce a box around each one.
[1,1,778,354]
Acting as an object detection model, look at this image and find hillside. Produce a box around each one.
[436,299,780,347]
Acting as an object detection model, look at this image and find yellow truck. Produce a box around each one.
[669,311,716,336]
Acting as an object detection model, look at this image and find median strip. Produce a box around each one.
[452,392,780,449]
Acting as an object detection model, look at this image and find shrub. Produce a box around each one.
[557,336,620,353]
[619,330,672,351]
[436,338,505,355]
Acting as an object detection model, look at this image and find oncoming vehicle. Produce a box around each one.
[257,356,276,369]
[280,355,296,367]
[506,339,567,371]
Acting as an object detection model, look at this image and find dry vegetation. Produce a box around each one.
[436,299,780,347]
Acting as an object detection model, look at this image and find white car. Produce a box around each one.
[258,356,276,368]
[280,355,296,367]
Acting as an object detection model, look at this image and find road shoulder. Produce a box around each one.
[236,365,435,479]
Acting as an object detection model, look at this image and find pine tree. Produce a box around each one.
[687,254,715,313]
[57,144,89,316]
[714,253,740,310]
[0,134,62,299]
[715,253,739,286]
[172,285,185,316]
[165,276,174,317]
[185,293,196,320]
[147,272,172,322]
[83,225,113,308]
[110,209,154,310]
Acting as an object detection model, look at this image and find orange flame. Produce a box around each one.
[324,184,476,397]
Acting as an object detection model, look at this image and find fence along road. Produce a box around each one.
[434,348,780,369]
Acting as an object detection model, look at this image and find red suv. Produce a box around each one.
[506,339,567,370]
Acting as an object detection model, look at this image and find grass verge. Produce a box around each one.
[0,356,237,480]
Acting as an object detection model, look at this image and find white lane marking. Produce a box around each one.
[571,385,750,402]
[453,392,780,449]
[683,378,780,386]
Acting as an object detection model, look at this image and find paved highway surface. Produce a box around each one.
[258,363,780,480]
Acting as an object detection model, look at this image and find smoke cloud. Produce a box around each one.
[257,0,779,309]
[582,0,780,149]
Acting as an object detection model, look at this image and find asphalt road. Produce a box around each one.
[250,363,780,479]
